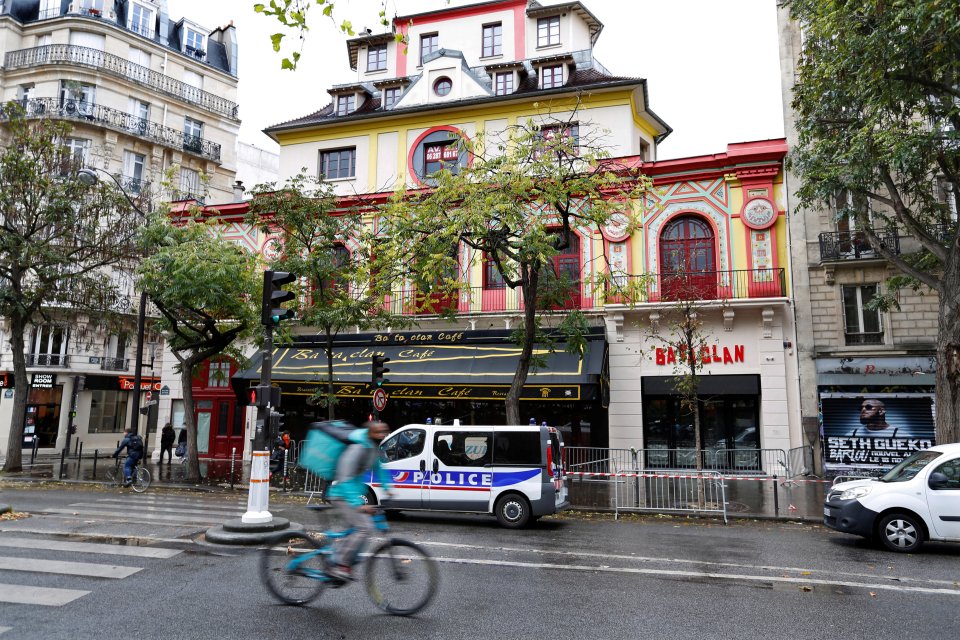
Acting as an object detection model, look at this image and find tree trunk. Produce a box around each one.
[2,315,29,471]
[180,365,202,482]
[505,269,539,425]
[937,289,960,444]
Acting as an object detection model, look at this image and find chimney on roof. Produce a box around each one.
[233,180,245,201]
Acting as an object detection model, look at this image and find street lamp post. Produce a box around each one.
[77,168,149,436]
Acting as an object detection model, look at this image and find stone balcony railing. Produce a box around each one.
[4,45,239,120]
[15,97,221,163]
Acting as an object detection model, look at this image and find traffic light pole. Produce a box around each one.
[242,321,274,524]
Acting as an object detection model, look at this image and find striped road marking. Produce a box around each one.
[0,556,140,579]
[0,537,181,559]
[0,584,90,606]
[68,501,244,516]
[36,508,232,525]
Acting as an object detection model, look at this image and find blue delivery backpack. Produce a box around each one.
[299,420,366,481]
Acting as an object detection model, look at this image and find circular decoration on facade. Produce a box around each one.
[408,126,470,186]
[741,198,777,230]
[433,77,452,97]
[602,212,631,241]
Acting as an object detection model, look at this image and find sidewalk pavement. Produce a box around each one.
[2,453,828,523]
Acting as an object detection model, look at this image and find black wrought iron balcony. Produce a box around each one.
[14,97,221,162]
[168,190,206,205]
[101,357,129,371]
[27,354,71,367]
[4,45,239,119]
[819,228,900,261]
[607,268,788,304]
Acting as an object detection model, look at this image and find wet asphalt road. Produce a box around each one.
[0,483,958,640]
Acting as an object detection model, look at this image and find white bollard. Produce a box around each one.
[241,450,272,523]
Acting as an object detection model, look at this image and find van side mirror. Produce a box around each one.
[928,472,950,489]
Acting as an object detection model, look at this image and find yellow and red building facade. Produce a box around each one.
[171,0,802,462]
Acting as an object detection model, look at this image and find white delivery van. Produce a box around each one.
[823,443,960,552]
[363,421,569,528]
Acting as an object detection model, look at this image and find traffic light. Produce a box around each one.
[371,355,391,387]
[269,410,284,438]
[261,270,296,326]
[249,385,282,408]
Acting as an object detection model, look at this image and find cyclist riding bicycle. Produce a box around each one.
[325,420,393,581]
[112,426,144,487]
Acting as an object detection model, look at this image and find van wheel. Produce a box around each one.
[495,494,530,529]
[877,512,923,553]
[359,489,376,506]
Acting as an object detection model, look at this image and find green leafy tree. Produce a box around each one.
[380,110,649,424]
[785,0,960,443]
[137,213,262,481]
[0,104,140,471]
[248,172,406,418]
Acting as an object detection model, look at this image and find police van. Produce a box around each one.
[363,420,569,528]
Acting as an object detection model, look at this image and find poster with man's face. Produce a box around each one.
[821,395,935,470]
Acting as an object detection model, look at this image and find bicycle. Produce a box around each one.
[104,455,151,493]
[259,505,438,616]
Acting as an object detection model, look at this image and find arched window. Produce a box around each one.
[659,216,717,300]
[542,229,581,309]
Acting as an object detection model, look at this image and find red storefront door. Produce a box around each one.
[193,359,243,459]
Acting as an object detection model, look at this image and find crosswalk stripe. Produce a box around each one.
[68,501,244,516]
[0,537,181,559]
[0,626,11,635]
[0,556,141,579]
[0,583,90,606]
[38,507,232,525]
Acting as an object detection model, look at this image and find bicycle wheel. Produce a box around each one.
[104,465,119,486]
[364,539,438,616]
[131,467,151,493]
[260,532,327,606]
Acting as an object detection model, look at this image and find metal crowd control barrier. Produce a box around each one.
[564,447,634,479]
[787,445,815,479]
[611,457,727,523]
[303,468,328,504]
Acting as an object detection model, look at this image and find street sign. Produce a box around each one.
[372,387,388,412]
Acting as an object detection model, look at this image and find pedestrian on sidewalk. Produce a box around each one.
[159,423,175,463]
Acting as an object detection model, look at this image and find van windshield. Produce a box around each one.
[880,450,942,483]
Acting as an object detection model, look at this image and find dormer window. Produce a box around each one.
[336,94,356,116]
[540,64,564,89]
[184,28,206,59]
[537,16,560,47]
[494,72,513,96]
[383,86,401,109]
[129,2,154,38]
[367,44,387,72]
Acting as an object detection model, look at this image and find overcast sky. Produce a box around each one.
[165,0,785,160]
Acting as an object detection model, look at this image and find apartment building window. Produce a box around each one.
[185,28,206,58]
[367,44,387,72]
[483,254,505,290]
[182,69,203,90]
[62,138,89,172]
[936,176,958,221]
[30,325,69,366]
[541,123,579,150]
[123,150,146,193]
[88,390,128,433]
[129,2,154,38]
[79,0,104,17]
[129,98,150,133]
[842,284,883,345]
[540,64,564,89]
[336,94,356,116]
[482,23,502,57]
[319,148,356,180]
[59,80,96,114]
[102,333,128,371]
[383,86,401,109]
[494,72,513,95]
[179,167,201,198]
[208,360,231,388]
[537,16,560,47]
[184,117,203,153]
[420,33,438,65]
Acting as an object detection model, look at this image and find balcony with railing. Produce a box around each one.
[819,228,900,262]
[100,357,129,371]
[27,354,71,367]
[380,268,787,316]
[4,45,239,119]
[14,97,221,162]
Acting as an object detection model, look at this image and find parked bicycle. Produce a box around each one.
[259,505,438,616]
[104,455,151,493]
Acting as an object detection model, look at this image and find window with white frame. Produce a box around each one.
[128,47,150,68]
[842,284,883,345]
[319,148,356,180]
[63,137,90,166]
[494,72,513,96]
[184,28,205,57]
[540,64,563,89]
[36,34,52,47]
[537,16,560,47]
[79,0,104,16]
[129,2,154,37]
[129,98,150,133]
[336,94,356,116]
[39,0,60,19]
[179,166,201,197]
[122,150,146,192]
[367,44,387,72]
[60,81,96,112]
[18,84,34,106]
[69,30,106,50]
[30,325,69,366]
[102,333,128,370]
[207,360,231,388]
[182,69,203,90]
[183,117,203,152]
[383,86,401,109]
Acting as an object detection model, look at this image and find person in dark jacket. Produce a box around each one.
[159,423,175,463]
[112,427,144,486]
